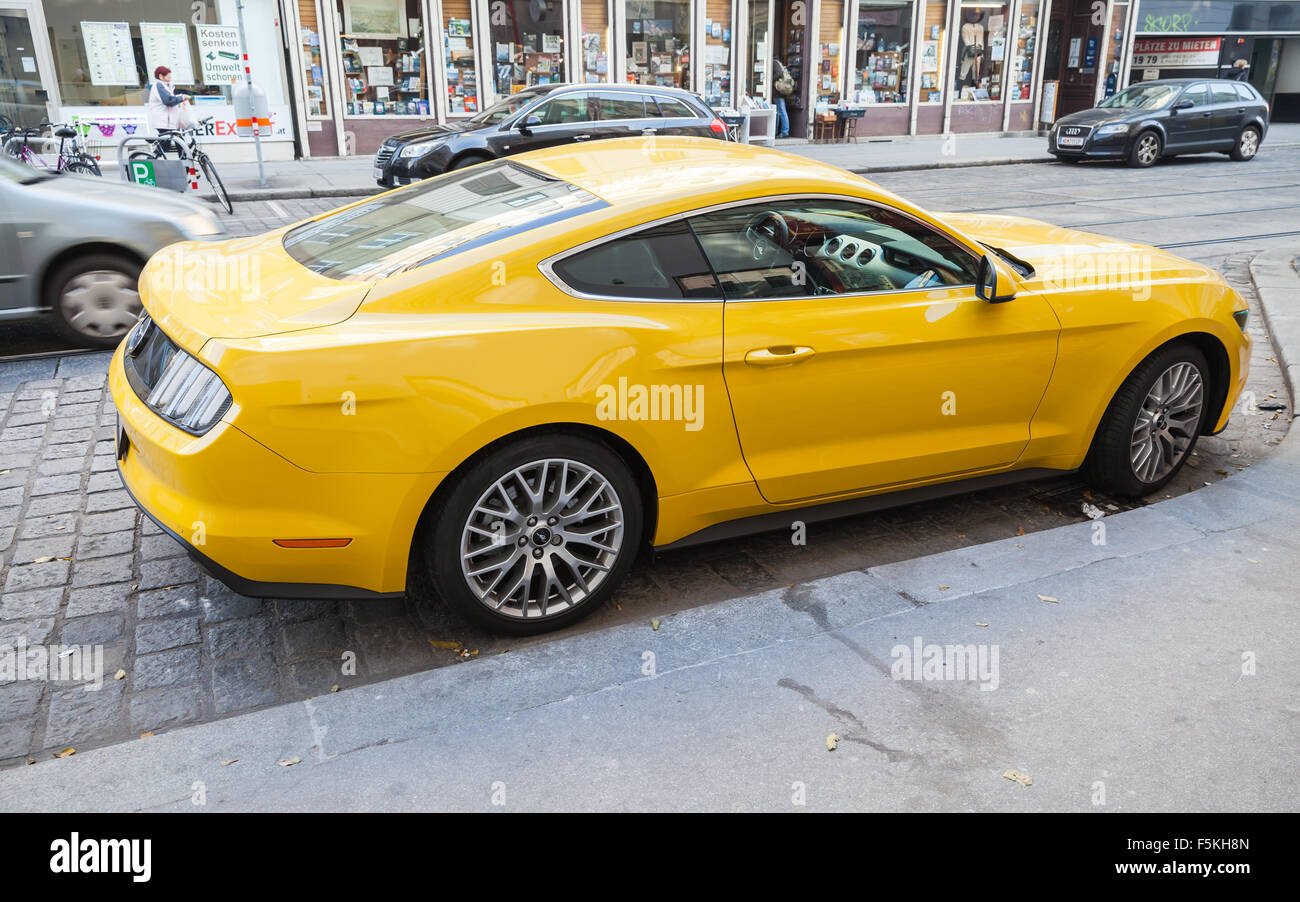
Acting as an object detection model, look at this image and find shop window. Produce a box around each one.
[1008,0,1037,101]
[625,0,691,91]
[299,0,330,116]
[580,0,613,83]
[337,0,427,116]
[954,2,1008,101]
[703,1,733,109]
[443,0,481,114]
[853,1,912,104]
[1101,1,1130,101]
[918,0,946,102]
[748,0,770,98]
[816,0,845,108]
[491,0,565,96]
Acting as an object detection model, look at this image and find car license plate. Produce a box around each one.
[373,166,384,181]
[1058,136,1084,147]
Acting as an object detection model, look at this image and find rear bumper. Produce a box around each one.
[109,344,440,598]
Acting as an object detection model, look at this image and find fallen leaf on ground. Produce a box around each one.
[114,669,126,680]
[1015,526,1026,536]
[53,748,76,759]
[31,556,54,564]
[221,759,238,766]
[1037,594,1059,604]
[939,585,950,591]
[826,733,839,751]
[277,757,301,767]
[976,622,989,627]
[140,731,155,739]
[330,685,340,693]
[429,640,463,651]
[1003,768,1033,787]
[651,619,660,631]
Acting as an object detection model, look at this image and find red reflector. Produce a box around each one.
[273,538,352,548]
[709,118,726,133]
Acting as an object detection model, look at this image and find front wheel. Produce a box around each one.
[197,153,233,214]
[1084,343,1210,497]
[1128,130,1162,168]
[63,159,99,176]
[1230,126,1261,162]
[47,253,142,348]
[425,435,643,636]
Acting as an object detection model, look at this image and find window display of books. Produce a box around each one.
[445,32,478,115]
[863,50,906,103]
[340,40,427,116]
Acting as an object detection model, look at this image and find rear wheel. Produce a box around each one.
[63,159,99,176]
[1128,130,1162,168]
[425,435,643,636]
[1230,126,1261,162]
[47,253,142,349]
[197,153,233,214]
[1084,342,1210,497]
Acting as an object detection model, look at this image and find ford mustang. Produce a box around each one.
[110,138,1250,635]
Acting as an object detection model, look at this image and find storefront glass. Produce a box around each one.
[490,0,566,95]
[1102,1,1131,100]
[918,0,946,102]
[580,0,612,83]
[748,0,770,98]
[816,0,845,106]
[625,0,691,90]
[853,1,912,103]
[337,0,427,116]
[442,0,481,114]
[299,0,330,117]
[1008,0,1038,101]
[702,1,733,108]
[953,1,1008,101]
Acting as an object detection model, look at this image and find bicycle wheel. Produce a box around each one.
[63,160,98,176]
[197,153,233,214]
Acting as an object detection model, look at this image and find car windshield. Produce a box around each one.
[1099,84,1181,110]
[466,90,546,126]
[283,161,607,281]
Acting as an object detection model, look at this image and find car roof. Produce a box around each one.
[541,82,705,101]
[1132,77,1253,86]
[517,136,887,211]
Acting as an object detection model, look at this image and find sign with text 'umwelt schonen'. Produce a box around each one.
[196,24,243,85]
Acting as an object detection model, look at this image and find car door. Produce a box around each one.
[0,180,29,312]
[1209,81,1246,145]
[653,95,712,137]
[690,197,1060,504]
[514,91,604,152]
[1166,83,1212,150]
[594,91,659,139]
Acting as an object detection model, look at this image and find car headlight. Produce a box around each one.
[1095,123,1129,136]
[399,139,442,158]
[144,348,232,434]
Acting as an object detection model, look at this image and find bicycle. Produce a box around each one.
[123,116,233,214]
[2,121,102,175]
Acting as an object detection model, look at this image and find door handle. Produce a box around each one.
[744,346,816,367]
[574,134,592,141]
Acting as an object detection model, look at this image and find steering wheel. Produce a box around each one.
[745,212,791,262]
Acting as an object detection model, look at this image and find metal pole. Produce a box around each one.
[235,0,267,187]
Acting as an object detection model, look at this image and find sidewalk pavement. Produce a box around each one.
[115,122,1300,202]
[2,250,1295,812]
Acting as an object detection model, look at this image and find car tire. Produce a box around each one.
[1128,130,1162,168]
[1083,342,1211,498]
[450,153,491,170]
[425,434,644,636]
[1229,126,1261,162]
[46,253,142,349]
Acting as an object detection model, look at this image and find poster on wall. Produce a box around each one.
[81,22,138,86]
[140,23,195,85]
[196,24,243,84]
[1131,37,1221,69]
[344,0,407,40]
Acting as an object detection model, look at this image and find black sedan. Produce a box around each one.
[374,83,727,187]
[1049,78,1269,168]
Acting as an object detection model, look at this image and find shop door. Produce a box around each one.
[1055,0,1102,116]
[0,2,57,128]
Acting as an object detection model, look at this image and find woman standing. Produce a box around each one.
[146,65,188,146]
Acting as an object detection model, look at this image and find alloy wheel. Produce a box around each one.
[60,269,141,339]
[1129,362,1204,483]
[1240,129,1259,159]
[459,458,624,620]
[1136,134,1160,166]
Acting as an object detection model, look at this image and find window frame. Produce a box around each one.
[538,193,987,303]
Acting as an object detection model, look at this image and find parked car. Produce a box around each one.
[0,155,224,348]
[1049,78,1269,167]
[373,83,728,187]
[113,138,1249,636]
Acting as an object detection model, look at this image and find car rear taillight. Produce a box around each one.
[709,118,726,134]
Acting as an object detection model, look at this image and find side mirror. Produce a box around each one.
[518,115,541,133]
[976,255,1016,303]
[1172,98,1194,112]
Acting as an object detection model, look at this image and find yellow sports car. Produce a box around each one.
[110,138,1250,634]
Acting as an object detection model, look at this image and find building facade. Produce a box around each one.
[1,0,1296,161]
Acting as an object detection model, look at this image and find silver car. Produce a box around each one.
[0,155,224,348]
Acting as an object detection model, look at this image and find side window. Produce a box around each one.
[536,93,593,125]
[1232,82,1257,102]
[1210,83,1238,104]
[687,200,982,301]
[654,97,695,118]
[550,220,720,300]
[597,92,646,120]
[1180,84,1210,107]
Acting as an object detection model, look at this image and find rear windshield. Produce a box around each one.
[283,162,606,281]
